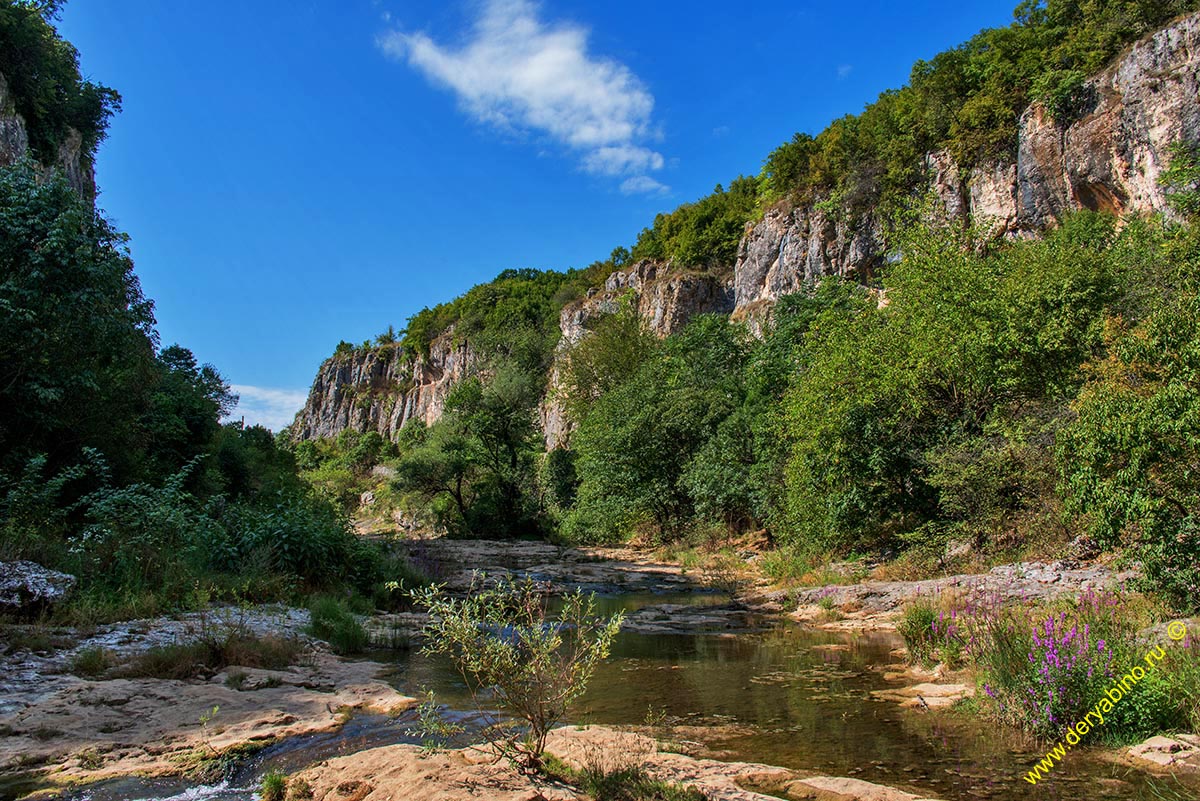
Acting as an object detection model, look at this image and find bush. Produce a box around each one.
[118,628,302,680]
[306,596,369,655]
[410,577,623,769]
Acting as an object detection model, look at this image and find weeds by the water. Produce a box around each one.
[896,588,1196,742]
[306,596,369,655]
[541,754,704,801]
[260,769,287,801]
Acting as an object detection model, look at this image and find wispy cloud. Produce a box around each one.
[837,64,853,80]
[378,0,668,193]
[619,175,668,196]
[227,385,309,432]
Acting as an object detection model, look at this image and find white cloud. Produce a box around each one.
[837,64,853,80]
[227,385,309,432]
[619,175,668,196]
[379,0,666,188]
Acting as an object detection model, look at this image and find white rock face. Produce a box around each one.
[291,328,476,442]
[541,260,735,448]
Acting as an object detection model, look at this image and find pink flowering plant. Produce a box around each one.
[900,588,1188,740]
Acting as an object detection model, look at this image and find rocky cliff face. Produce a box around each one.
[733,11,1200,322]
[0,72,94,198]
[291,330,476,441]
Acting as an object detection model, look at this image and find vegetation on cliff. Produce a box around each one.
[288,1,1200,609]
[0,0,120,168]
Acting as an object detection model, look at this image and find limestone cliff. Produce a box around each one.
[732,11,1200,322]
[0,71,94,198]
[291,330,475,442]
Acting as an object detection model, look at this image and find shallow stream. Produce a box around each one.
[50,592,1185,801]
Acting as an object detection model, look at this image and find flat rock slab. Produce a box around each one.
[870,682,974,710]
[0,651,415,785]
[400,539,702,595]
[0,604,313,715]
[1126,734,1200,772]
[289,727,947,801]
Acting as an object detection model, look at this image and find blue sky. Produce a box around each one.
[58,0,1018,429]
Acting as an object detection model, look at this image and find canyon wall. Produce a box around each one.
[291,330,476,442]
[295,12,1200,447]
[732,11,1200,323]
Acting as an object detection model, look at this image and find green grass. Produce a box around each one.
[541,755,704,801]
[307,596,369,655]
[72,632,303,681]
[69,646,117,677]
[260,769,287,801]
[896,598,938,666]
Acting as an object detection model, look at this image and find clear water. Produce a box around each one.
[28,592,1197,801]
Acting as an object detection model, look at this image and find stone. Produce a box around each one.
[1126,734,1200,772]
[290,326,476,442]
[0,561,76,616]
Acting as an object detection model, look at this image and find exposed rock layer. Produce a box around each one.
[0,71,94,198]
[291,329,475,441]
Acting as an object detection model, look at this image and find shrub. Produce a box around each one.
[306,597,369,656]
[410,577,623,770]
[69,646,116,678]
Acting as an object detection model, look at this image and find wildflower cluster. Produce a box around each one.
[1017,610,1118,737]
[896,586,1194,739]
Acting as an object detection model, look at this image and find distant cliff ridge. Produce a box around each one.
[0,72,94,198]
[291,330,476,442]
[295,11,1200,447]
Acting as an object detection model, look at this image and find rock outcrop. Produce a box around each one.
[0,71,94,198]
[299,13,1200,448]
[0,561,76,617]
[291,329,475,442]
[542,259,734,447]
[732,11,1200,320]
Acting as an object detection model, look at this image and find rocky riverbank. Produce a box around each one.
[0,606,414,793]
[1,540,1195,800]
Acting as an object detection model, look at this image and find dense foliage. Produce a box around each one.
[0,0,120,170]
[553,209,1200,609]
[0,158,387,621]
[629,176,760,270]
